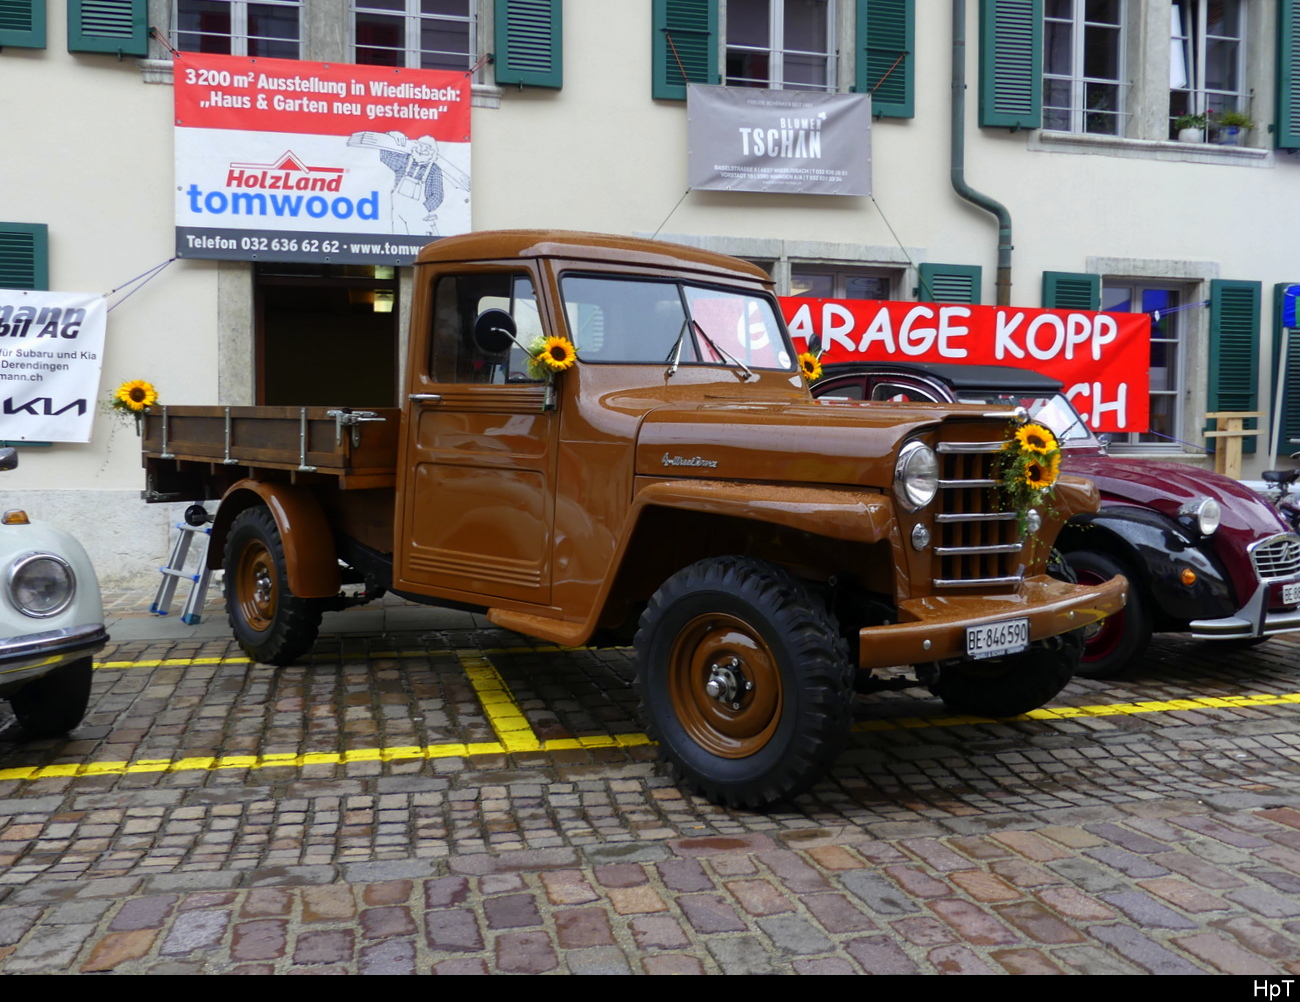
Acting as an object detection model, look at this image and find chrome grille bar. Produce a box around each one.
[936,512,1017,523]
[934,543,1023,556]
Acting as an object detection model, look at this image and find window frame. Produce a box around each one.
[789,264,896,300]
[723,0,837,92]
[1170,0,1248,129]
[351,0,477,72]
[1042,0,1127,136]
[1101,281,1188,452]
[172,0,303,59]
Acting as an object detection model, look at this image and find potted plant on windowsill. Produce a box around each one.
[1212,110,1255,146]
[1174,113,1207,143]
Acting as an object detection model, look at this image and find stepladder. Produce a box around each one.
[152,505,215,624]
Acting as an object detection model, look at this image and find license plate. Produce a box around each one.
[966,618,1030,660]
[1284,582,1300,606]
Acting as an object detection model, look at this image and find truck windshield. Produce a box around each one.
[559,274,795,371]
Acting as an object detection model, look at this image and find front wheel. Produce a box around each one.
[929,632,1081,718]
[223,506,322,665]
[1065,550,1150,679]
[10,657,93,739]
[633,557,854,809]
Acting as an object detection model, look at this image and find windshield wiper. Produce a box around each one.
[690,319,755,382]
[664,319,689,378]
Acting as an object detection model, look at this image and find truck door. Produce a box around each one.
[396,268,556,605]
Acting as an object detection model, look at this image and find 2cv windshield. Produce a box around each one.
[559,274,796,371]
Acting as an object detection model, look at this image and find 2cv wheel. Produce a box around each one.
[633,557,854,809]
[223,506,322,666]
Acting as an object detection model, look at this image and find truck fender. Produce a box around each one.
[1058,508,1235,624]
[208,480,341,599]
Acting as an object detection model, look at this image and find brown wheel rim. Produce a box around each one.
[235,538,277,633]
[666,613,783,759]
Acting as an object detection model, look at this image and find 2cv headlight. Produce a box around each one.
[894,441,940,512]
[7,552,76,618]
[1178,498,1221,537]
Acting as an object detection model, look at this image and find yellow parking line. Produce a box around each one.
[92,644,626,671]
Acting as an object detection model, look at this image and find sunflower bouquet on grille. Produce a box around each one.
[998,421,1062,527]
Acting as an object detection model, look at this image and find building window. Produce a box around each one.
[353,0,475,71]
[790,266,892,300]
[1102,284,1184,449]
[725,0,834,91]
[1043,0,1125,135]
[1170,0,1245,135]
[174,0,302,59]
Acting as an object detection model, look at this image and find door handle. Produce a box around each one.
[408,393,442,403]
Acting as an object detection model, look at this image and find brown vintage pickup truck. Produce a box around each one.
[142,230,1126,807]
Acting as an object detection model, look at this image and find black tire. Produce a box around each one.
[633,556,854,809]
[223,506,322,665]
[929,632,1081,718]
[1064,549,1150,679]
[10,657,93,739]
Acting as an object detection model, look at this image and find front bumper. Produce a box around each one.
[857,575,1128,670]
[1190,580,1300,640]
[0,624,108,692]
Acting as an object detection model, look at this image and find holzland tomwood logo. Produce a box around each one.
[225,151,345,191]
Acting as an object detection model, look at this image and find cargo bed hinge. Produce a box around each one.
[325,408,387,447]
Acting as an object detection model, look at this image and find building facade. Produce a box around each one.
[2,0,1299,584]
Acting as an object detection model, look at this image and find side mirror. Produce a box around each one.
[473,308,518,356]
[805,333,822,355]
[0,448,16,473]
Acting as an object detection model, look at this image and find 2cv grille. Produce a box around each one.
[932,440,1023,588]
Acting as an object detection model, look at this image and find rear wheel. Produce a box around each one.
[634,557,854,809]
[1065,550,1149,679]
[223,506,321,665]
[10,657,93,738]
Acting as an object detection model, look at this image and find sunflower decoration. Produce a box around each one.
[525,334,578,380]
[113,379,158,413]
[997,420,1061,528]
[798,352,823,383]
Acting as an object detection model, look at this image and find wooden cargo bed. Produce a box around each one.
[142,405,401,500]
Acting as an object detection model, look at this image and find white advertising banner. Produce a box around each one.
[687,84,872,196]
[0,291,107,443]
[175,52,471,265]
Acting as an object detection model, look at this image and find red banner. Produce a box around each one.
[780,298,1151,433]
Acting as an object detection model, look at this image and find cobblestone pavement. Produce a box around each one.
[1,591,1299,974]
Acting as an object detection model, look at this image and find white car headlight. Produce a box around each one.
[894,441,940,512]
[7,552,76,618]
[1178,498,1221,537]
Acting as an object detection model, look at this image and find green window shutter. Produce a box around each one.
[653,0,717,101]
[978,0,1041,130]
[0,223,49,291]
[1042,271,1099,310]
[1273,283,1300,451]
[918,263,982,304]
[1208,279,1261,455]
[0,0,46,48]
[1278,0,1300,149]
[67,0,147,56]
[856,0,913,119]
[494,0,561,89]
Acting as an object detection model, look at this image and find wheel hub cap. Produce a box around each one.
[704,657,753,709]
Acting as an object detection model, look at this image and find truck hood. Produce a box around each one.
[1066,456,1291,537]
[634,398,1002,487]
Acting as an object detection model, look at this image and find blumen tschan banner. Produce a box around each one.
[687,84,871,196]
[780,298,1152,433]
[174,53,470,265]
[0,291,107,443]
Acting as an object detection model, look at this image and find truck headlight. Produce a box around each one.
[894,441,939,512]
[7,553,76,618]
[1178,498,1221,537]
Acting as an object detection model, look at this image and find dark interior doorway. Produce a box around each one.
[255,263,399,407]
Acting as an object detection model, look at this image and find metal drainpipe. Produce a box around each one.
[952,0,1013,306]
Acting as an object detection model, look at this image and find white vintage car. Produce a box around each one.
[0,448,106,737]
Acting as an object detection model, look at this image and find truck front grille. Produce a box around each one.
[932,440,1023,588]
[1251,533,1300,581]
